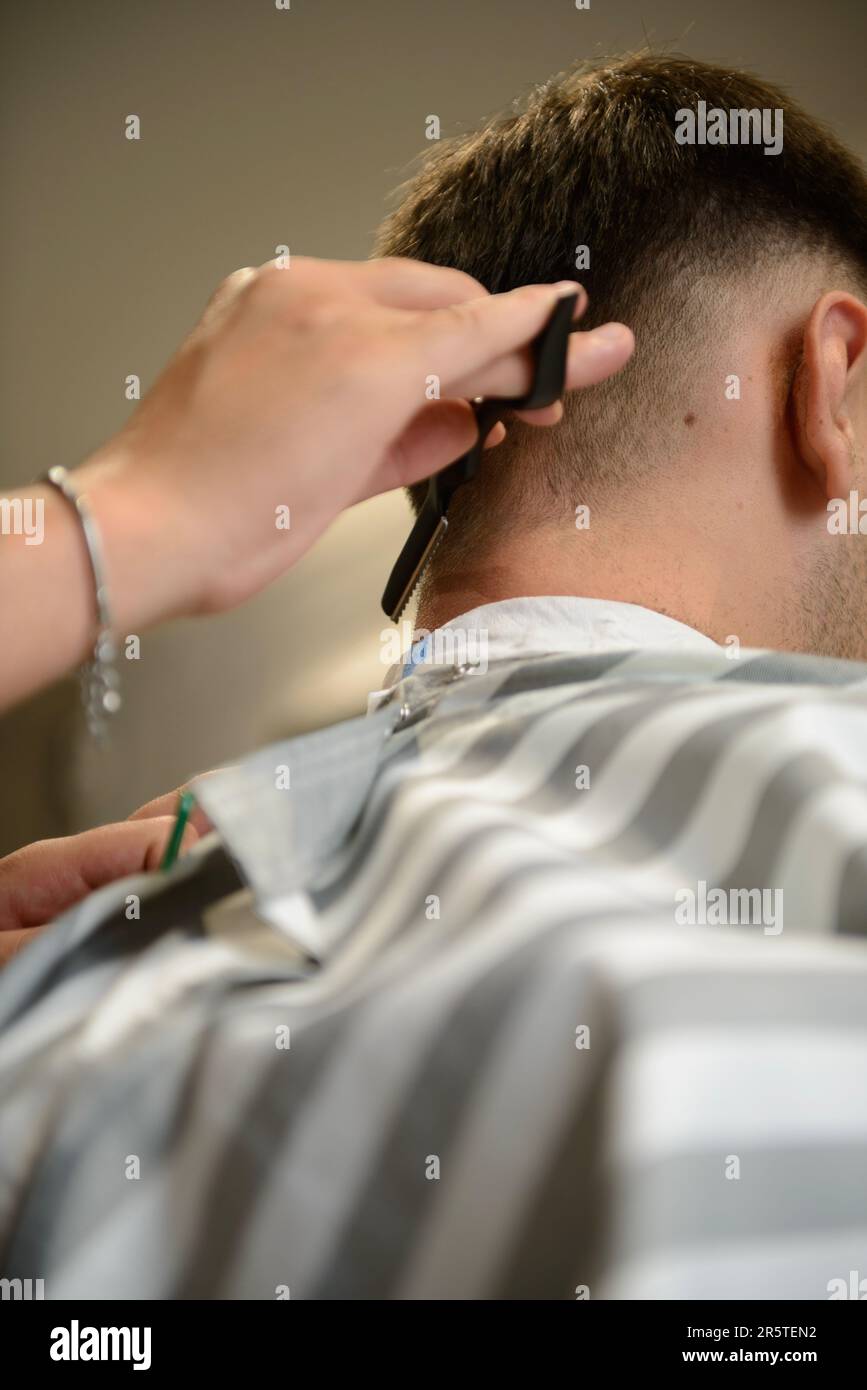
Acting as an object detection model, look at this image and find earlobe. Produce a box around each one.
[792,291,867,501]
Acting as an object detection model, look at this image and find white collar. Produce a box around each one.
[432,595,718,661]
[373,595,719,697]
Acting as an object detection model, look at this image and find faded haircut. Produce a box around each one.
[373,53,867,569]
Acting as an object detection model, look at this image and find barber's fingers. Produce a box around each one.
[372,323,632,492]
[205,260,627,403]
[0,818,200,933]
[376,327,633,489]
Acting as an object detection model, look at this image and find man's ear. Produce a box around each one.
[792,291,867,500]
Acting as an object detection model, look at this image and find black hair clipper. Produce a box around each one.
[381,290,580,622]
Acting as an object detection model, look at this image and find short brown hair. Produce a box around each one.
[373,54,867,563]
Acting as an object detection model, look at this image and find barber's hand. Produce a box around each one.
[73,256,634,625]
[0,808,204,966]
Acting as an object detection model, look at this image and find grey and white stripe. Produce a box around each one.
[1,645,867,1299]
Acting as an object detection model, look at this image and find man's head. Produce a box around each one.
[374,53,867,658]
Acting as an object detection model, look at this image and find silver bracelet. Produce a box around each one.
[42,465,121,741]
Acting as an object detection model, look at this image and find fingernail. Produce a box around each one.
[554,280,585,300]
[483,422,507,447]
[594,322,630,342]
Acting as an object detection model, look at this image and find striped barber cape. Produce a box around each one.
[1,623,867,1300]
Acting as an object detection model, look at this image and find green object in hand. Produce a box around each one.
[159,789,196,872]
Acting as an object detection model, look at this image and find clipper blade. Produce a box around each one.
[386,514,448,624]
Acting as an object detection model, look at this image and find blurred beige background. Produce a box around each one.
[1,0,865,854]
